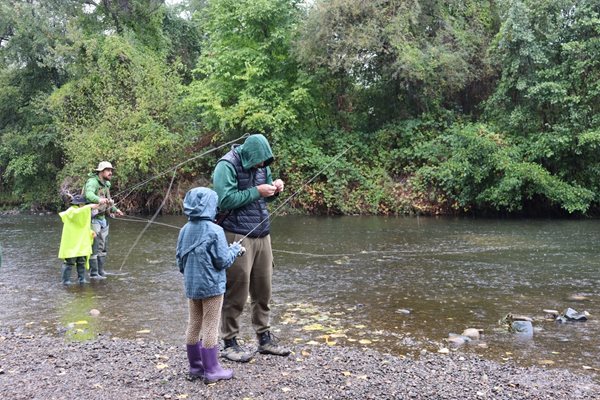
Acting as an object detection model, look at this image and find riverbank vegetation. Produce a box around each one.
[1,0,598,216]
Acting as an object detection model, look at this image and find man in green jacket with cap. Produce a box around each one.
[84,161,123,279]
[213,134,290,362]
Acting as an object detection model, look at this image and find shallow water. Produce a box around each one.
[1,214,598,376]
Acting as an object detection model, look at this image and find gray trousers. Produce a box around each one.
[221,232,273,340]
[91,220,109,260]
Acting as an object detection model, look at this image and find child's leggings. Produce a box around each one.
[186,295,223,348]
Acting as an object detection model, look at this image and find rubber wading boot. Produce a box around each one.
[89,258,105,279]
[97,255,107,277]
[257,331,290,356]
[222,337,254,363]
[76,264,88,284]
[200,346,233,384]
[61,264,72,285]
[186,342,204,377]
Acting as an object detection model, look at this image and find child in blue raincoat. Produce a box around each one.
[176,187,243,384]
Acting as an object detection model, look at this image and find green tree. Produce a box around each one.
[185,0,311,139]
[0,0,82,206]
[486,0,600,208]
[49,33,192,210]
[294,0,500,131]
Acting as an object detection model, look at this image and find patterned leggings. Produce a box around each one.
[186,295,223,348]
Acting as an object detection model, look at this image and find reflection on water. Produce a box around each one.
[1,214,599,376]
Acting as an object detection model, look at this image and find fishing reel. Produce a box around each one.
[232,240,246,257]
[237,245,246,257]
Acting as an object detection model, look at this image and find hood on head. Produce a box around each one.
[238,134,274,170]
[183,187,219,220]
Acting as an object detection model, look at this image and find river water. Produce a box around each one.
[1,214,598,376]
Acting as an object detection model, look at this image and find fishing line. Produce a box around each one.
[114,142,354,264]
[110,133,248,271]
[117,215,182,230]
[118,170,177,271]
[272,249,354,257]
[236,145,354,243]
[112,133,249,207]
[118,216,363,258]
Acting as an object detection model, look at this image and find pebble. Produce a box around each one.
[0,331,598,399]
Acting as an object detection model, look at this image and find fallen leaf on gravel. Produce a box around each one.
[74,320,88,325]
[136,329,151,334]
[538,360,555,365]
[303,324,325,331]
[358,339,372,345]
[176,394,188,399]
[342,371,352,376]
[156,363,168,370]
[306,340,320,345]
[301,350,310,357]
[281,387,291,393]
[354,324,366,329]
[93,383,103,389]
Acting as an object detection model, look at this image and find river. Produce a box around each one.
[1,214,598,377]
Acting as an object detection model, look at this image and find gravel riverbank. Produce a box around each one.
[1,331,598,399]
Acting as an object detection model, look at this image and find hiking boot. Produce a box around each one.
[257,331,290,356]
[222,337,254,363]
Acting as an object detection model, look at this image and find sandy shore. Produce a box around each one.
[1,330,599,399]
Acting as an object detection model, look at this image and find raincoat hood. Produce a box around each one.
[183,187,218,220]
[236,134,274,170]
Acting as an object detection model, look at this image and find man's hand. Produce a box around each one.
[110,210,124,218]
[273,179,284,194]
[257,184,277,197]
[99,198,110,205]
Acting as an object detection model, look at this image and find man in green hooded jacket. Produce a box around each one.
[213,134,290,362]
[84,161,123,278]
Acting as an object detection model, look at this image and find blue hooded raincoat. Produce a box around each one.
[176,187,239,299]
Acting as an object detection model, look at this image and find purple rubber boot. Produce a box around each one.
[186,342,203,377]
[200,346,233,384]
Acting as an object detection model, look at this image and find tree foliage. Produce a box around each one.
[0,0,598,216]
[184,0,311,139]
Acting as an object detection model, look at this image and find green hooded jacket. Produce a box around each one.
[213,134,277,211]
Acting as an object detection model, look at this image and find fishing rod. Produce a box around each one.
[112,133,249,207]
[117,216,358,258]
[235,145,354,244]
[115,143,353,268]
[115,133,250,271]
[118,170,177,271]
